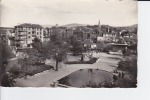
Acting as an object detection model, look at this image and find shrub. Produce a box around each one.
[1,73,15,87]
[24,65,54,76]
[65,57,98,64]
[117,56,137,87]
[115,78,137,88]
[8,65,21,79]
[117,57,137,78]
[97,42,112,52]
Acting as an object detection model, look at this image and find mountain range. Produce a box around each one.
[61,23,87,28]
[42,23,137,29]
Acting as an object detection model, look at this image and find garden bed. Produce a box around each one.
[9,64,54,78]
[65,57,98,64]
[26,65,54,75]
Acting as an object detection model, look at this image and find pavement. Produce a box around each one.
[7,57,19,69]
[13,52,122,87]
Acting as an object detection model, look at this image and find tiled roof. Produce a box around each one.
[15,23,43,28]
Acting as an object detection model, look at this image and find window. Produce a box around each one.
[28,36,31,38]
[27,44,30,47]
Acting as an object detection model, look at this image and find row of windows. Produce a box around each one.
[28,36,42,39]
[28,32,43,35]
[17,27,43,30]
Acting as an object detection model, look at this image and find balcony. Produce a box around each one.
[15,41,26,44]
[32,34,36,37]
[20,41,26,44]
[17,29,27,32]
[32,30,36,32]
[15,37,26,41]
[18,33,26,36]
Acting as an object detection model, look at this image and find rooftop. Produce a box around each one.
[15,23,43,28]
[0,29,7,33]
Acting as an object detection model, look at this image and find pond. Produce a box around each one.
[58,69,114,88]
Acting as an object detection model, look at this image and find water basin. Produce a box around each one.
[58,69,114,88]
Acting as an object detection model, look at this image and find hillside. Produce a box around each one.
[114,24,138,30]
[62,23,86,28]
[42,25,54,28]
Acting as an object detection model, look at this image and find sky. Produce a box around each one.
[0,0,137,27]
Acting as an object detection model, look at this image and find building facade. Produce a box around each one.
[14,23,44,49]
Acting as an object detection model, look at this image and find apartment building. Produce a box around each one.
[14,23,43,49]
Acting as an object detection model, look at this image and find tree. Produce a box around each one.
[32,37,42,48]
[47,36,68,71]
[122,48,132,56]
[117,56,137,87]
[69,36,83,56]
[0,37,15,86]
[97,42,111,52]
[118,57,137,76]
[17,38,47,78]
[117,38,126,44]
[18,32,68,72]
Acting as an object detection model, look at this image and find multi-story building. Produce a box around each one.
[14,23,43,49]
[73,26,94,41]
[46,26,74,39]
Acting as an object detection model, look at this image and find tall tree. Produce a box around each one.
[69,36,83,56]
[0,37,15,86]
[47,34,68,71]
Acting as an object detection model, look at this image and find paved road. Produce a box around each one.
[14,53,122,87]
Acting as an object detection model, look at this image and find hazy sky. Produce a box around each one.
[0,0,137,27]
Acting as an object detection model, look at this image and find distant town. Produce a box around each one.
[0,20,137,50]
[0,20,137,88]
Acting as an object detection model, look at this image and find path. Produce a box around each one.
[7,57,19,69]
